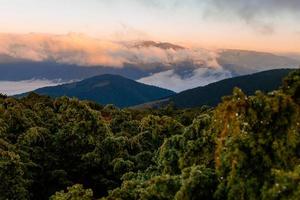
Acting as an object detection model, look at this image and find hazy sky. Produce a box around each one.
[0,0,300,52]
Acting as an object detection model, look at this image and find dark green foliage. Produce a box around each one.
[0,69,299,200]
[0,140,29,200]
[262,166,300,200]
[212,71,300,200]
[175,165,217,200]
[281,69,300,104]
[50,184,94,200]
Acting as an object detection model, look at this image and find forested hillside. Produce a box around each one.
[0,70,299,200]
[171,69,293,108]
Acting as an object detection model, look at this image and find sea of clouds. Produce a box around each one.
[0,79,62,95]
[0,33,232,92]
[138,68,232,92]
[1,33,296,92]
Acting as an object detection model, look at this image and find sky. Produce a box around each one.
[0,0,300,52]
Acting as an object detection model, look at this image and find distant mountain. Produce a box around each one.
[131,41,185,50]
[0,60,153,81]
[135,49,298,92]
[170,69,294,108]
[0,33,298,92]
[218,49,299,75]
[0,54,30,63]
[18,74,175,108]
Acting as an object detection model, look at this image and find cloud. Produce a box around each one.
[205,0,300,34]
[138,67,232,92]
[131,0,182,9]
[135,0,300,17]
[134,0,300,35]
[112,44,221,68]
[97,0,296,37]
[0,79,63,95]
[0,33,222,69]
[112,23,149,41]
[0,33,126,66]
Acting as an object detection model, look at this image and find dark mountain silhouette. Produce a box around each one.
[18,74,175,108]
[170,69,295,108]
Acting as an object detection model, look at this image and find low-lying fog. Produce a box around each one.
[0,79,63,96]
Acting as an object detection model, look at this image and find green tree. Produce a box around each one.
[214,87,300,200]
[50,184,93,200]
[262,165,300,200]
[175,165,217,200]
[0,140,29,200]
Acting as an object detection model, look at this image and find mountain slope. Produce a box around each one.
[0,60,156,81]
[170,69,295,108]
[218,50,299,75]
[20,74,175,108]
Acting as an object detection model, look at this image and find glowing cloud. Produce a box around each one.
[0,33,222,69]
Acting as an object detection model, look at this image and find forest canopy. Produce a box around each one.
[0,70,299,200]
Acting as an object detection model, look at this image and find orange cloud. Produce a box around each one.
[0,33,222,69]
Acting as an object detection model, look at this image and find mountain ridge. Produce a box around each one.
[133,69,296,109]
[17,74,175,108]
[170,68,295,108]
